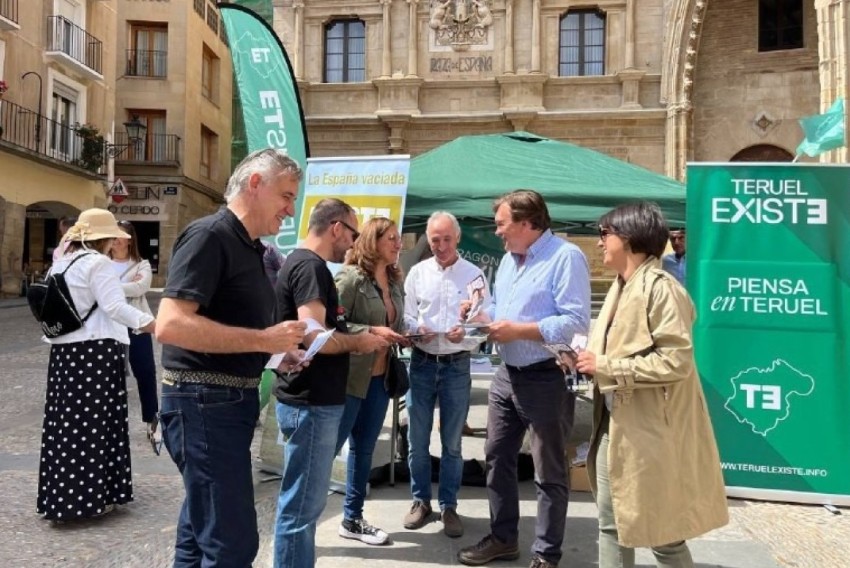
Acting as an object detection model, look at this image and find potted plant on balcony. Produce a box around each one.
[74,123,105,173]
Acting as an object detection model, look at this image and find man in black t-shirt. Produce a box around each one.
[156,149,307,568]
[273,198,387,568]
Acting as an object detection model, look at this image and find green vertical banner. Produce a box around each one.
[219,3,309,253]
[688,163,850,505]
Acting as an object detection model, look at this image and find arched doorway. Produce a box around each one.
[24,201,80,276]
[730,144,794,162]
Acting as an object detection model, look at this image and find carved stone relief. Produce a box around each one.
[429,0,493,52]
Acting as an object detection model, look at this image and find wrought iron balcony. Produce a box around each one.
[0,98,105,175]
[112,132,181,164]
[45,16,103,80]
[0,0,19,30]
[126,49,168,78]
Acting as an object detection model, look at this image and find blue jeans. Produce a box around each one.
[159,383,260,568]
[406,349,471,510]
[128,331,158,422]
[335,376,390,521]
[274,401,344,568]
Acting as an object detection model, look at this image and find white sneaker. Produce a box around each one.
[339,518,390,545]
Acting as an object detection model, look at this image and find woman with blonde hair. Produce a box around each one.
[333,217,408,545]
[109,220,158,441]
[37,209,155,521]
[576,202,728,567]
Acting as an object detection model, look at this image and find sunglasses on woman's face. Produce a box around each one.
[598,228,613,240]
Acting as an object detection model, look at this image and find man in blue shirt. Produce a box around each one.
[458,190,591,568]
[662,228,686,285]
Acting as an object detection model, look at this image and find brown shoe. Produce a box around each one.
[458,534,520,566]
[529,555,558,568]
[403,500,433,530]
[441,507,464,538]
[462,422,475,436]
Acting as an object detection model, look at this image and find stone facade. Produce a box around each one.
[275,0,845,172]
[271,0,847,277]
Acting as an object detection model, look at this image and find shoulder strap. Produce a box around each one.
[60,252,96,275]
[119,261,139,280]
[58,252,99,320]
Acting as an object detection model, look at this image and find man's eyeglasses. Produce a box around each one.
[669,234,685,242]
[335,220,360,241]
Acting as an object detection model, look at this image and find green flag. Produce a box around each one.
[796,98,845,158]
[219,3,309,253]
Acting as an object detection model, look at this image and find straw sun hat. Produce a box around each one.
[64,208,131,242]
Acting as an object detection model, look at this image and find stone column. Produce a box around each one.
[381,0,392,78]
[531,0,541,72]
[624,0,635,69]
[504,0,514,74]
[814,0,849,163]
[665,101,692,180]
[294,1,305,79]
[407,0,419,77]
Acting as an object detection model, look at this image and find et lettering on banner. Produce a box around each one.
[711,178,827,225]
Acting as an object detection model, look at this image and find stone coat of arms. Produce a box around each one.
[430,0,493,51]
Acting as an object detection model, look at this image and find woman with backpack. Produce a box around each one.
[109,220,159,442]
[37,208,155,522]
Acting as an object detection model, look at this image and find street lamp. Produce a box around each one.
[105,115,147,158]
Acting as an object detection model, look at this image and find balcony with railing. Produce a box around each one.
[45,16,103,81]
[0,99,105,177]
[112,132,181,165]
[0,0,19,30]
[126,50,168,78]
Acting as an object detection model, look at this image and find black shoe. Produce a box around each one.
[458,534,520,566]
[339,518,390,545]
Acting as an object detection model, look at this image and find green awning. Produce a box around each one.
[405,131,685,233]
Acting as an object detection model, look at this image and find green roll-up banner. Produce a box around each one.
[688,163,850,506]
[219,3,309,254]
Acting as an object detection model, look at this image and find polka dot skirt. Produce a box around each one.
[37,339,134,520]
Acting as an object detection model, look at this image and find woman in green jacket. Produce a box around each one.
[334,217,409,545]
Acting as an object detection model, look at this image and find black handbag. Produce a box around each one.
[384,344,410,398]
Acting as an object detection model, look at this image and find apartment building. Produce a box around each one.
[111,0,231,287]
[0,0,117,295]
[0,0,232,295]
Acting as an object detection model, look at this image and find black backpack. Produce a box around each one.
[27,253,98,338]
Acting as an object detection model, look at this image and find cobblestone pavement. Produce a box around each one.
[1,297,848,567]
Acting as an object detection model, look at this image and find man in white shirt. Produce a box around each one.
[403,211,491,539]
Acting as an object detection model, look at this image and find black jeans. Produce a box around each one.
[127,331,159,422]
[485,363,575,564]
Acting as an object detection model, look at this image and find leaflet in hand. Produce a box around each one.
[465,275,486,322]
[266,318,334,369]
[542,333,588,359]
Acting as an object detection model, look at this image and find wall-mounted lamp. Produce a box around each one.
[105,115,147,158]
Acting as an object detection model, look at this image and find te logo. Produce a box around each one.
[740,384,781,410]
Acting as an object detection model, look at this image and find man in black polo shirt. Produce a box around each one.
[156,149,307,568]
[273,198,387,568]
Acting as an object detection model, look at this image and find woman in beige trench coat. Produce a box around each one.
[576,202,728,568]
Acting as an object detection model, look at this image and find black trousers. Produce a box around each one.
[485,363,575,564]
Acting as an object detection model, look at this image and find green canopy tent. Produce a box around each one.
[404,131,686,234]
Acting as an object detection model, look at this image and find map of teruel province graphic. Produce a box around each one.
[723,359,815,436]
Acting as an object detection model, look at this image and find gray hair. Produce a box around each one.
[308,198,356,235]
[224,148,303,203]
[426,211,461,238]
